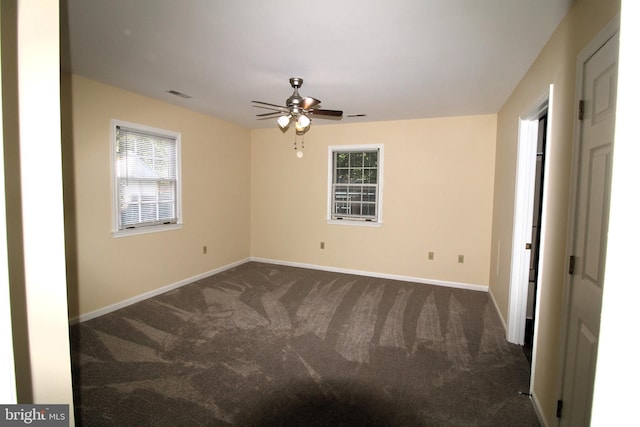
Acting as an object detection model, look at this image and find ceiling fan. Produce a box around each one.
[252,77,343,134]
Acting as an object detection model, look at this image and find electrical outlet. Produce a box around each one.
[428,251,434,260]
[203,245,207,255]
[320,241,325,249]
[458,254,464,263]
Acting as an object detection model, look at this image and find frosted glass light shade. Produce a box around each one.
[277,115,291,129]
[295,114,311,132]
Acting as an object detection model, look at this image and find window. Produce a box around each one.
[112,120,181,236]
[328,145,383,225]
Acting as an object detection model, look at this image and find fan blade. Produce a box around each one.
[256,111,283,117]
[301,97,321,110]
[309,109,343,117]
[253,105,289,114]
[252,100,289,113]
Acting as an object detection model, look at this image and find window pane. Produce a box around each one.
[119,181,136,204]
[364,152,378,167]
[349,204,362,216]
[334,202,350,215]
[363,169,377,184]
[361,203,376,217]
[158,202,174,219]
[336,152,349,168]
[140,203,157,223]
[349,169,363,183]
[352,152,364,167]
[117,129,177,180]
[140,182,157,200]
[153,159,169,178]
[121,204,140,226]
[136,138,153,158]
[334,185,348,200]
[158,181,175,201]
[335,168,349,183]
[363,187,377,202]
[348,186,362,202]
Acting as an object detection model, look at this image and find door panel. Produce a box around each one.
[567,321,598,427]
[582,145,612,285]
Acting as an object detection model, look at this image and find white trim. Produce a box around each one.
[251,257,488,292]
[69,258,250,324]
[113,222,182,238]
[326,219,382,228]
[507,86,553,345]
[507,118,537,344]
[488,289,508,333]
[529,86,553,395]
[327,144,384,225]
[531,391,549,427]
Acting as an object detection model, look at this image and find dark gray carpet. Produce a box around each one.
[70,262,539,426]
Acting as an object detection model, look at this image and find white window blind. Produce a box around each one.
[114,123,180,232]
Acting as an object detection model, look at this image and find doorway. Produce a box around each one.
[523,113,547,364]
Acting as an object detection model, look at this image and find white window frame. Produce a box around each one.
[111,119,182,237]
[327,144,384,227]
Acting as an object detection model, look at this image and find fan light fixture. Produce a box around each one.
[277,115,291,129]
[277,112,311,134]
[295,114,311,132]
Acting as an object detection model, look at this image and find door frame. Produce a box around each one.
[507,86,553,346]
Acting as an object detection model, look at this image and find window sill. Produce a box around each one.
[327,219,382,228]
[112,223,182,238]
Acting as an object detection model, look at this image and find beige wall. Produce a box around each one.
[251,115,496,287]
[65,75,251,318]
[489,0,620,424]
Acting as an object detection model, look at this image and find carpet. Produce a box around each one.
[70,262,539,426]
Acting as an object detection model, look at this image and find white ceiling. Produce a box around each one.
[63,0,573,129]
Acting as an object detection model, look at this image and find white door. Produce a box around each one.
[560,31,619,426]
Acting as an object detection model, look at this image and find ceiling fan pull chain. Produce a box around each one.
[293,134,305,158]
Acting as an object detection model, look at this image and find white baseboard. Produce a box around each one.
[70,257,489,324]
[69,258,250,324]
[487,288,508,333]
[531,390,552,427]
[250,257,488,292]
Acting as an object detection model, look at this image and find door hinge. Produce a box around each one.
[578,100,584,121]
[568,256,575,275]
[556,399,564,418]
